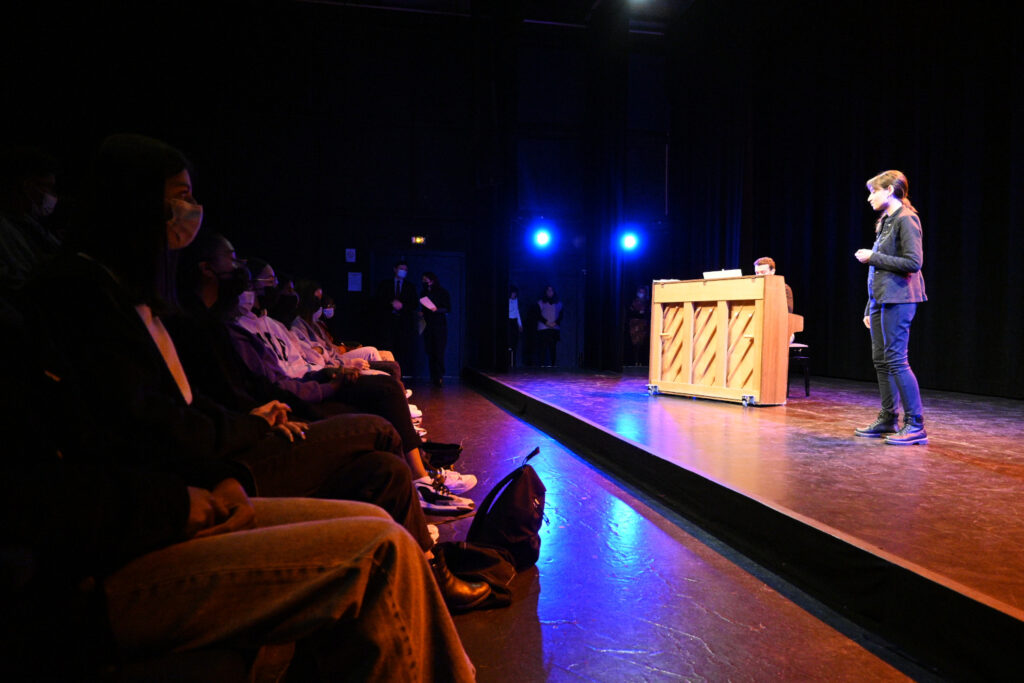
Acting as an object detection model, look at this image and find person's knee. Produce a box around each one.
[335,500,393,520]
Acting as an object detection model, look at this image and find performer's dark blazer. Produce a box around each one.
[864,205,927,314]
[377,276,420,320]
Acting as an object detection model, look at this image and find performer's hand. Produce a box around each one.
[854,249,873,263]
[392,299,403,311]
[863,316,871,329]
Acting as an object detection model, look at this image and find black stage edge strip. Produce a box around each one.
[465,368,1023,681]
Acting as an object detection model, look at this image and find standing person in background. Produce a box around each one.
[626,285,650,366]
[508,285,522,368]
[537,284,563,368]
[376,260,418,378]
[420,271,450,388]
[0,146,63,293]
[854,170,928,446]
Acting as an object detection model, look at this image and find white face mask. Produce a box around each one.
[166,198,204,250]
[237,290,256,315]
[38,192,58,217]
[322,307,335,319]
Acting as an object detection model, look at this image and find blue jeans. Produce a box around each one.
[869,302,923,418]
[104,498,475,681]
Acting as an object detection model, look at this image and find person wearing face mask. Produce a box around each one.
[376,259,418,377]
[237,258,329,378]
[292,279,388,372]
[0,146,63,293]
[420,272,450,388]
[18,137,489,668]
[508,285,523,368]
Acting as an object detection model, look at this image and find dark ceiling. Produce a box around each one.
[294,0,690,32]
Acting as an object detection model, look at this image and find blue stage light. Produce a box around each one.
[620,232,639,251]
[533,228,552,248]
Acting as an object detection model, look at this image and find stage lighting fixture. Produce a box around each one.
[411,235,426,245]
[533,228,552,248]
[620,232,639,251]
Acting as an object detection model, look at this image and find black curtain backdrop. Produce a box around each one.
[5,0,1020,397]
[666,0,1023,398]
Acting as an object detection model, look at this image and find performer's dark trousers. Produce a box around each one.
[538,328,558,367]
[424,319,447,383]
[869,302,923,418]
[508,320,520,367]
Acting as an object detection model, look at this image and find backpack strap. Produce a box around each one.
[467,447,540,539]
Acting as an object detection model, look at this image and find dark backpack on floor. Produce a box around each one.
[467,447,546,570]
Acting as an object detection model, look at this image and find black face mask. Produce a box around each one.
[270,293,300,323]
[219,267,249,301]
[211,267,250,320]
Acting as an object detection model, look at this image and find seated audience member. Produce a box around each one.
[208,249,476,509]
[318,292,399,365]
[178,233,476,513]
[0,295,476,682]
[0,146,63,293]
[753,256,794,313]
[18,134,487,608]
[292,277,402,380]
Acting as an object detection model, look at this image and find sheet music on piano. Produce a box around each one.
[701,269,743,280]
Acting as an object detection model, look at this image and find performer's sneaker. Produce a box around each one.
[427,523,440,544]
[429,467,477,494]
[885,416,928,445]
[409,403,423,419]
[854,410,899,438]
[415,477,475,514]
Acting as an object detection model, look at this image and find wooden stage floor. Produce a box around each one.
[415,371,1024,681]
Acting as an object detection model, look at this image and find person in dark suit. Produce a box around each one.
[376,259,418,376]
[854,170,928,445]
[420,271,451,387]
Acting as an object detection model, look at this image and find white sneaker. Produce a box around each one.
[430,467,477,494]
[405,389,413,399]
[427,523,440,544]
[415,426,428,438]
[415,477,474,514]
[408,403,422,419]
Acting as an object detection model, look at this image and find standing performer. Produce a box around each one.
[420,271,450,387]
[853,170,928,445]
[376,259,418,376]
[536,284,562,367]
[508,285,523,368]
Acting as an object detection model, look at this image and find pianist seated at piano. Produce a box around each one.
[753,256,793,314]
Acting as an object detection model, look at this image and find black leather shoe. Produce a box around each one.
[885,415,928,445]
[431,551,490,612]
[854,410,899,438]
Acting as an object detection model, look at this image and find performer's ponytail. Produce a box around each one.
[867,170,917,213]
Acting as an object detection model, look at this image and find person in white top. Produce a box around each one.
[508,284,523,367]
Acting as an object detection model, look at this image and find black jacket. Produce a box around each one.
[21,253,262,491]
[864,205,927,314]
